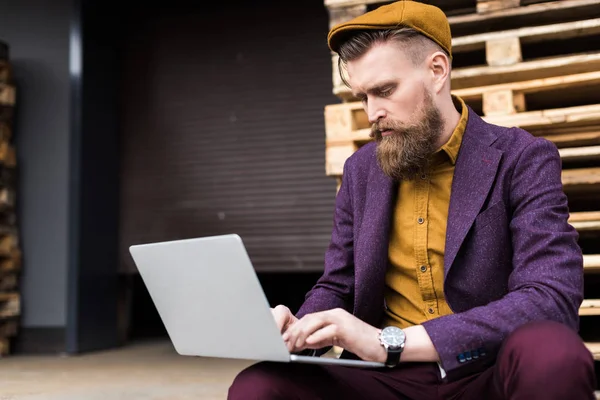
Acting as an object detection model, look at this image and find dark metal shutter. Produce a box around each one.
[119,0,339,273]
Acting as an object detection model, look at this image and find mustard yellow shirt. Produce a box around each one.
[382,96,468,329]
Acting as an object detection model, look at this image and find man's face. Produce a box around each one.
[346,41,444,181]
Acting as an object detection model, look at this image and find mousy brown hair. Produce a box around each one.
[336,27,450,89]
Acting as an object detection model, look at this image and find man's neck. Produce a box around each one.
[435,98,462,149]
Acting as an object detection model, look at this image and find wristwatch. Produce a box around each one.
[378,326,406,368]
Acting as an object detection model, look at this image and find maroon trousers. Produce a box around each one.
[228,321,596,399]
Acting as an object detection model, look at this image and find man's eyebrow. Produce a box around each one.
[353,80,397,98]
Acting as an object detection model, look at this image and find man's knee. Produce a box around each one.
[502,320,592,366]
[498,320,595,392]
[228,362,293,400]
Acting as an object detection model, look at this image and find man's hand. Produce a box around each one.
[271,304,298,334]
[281,308,386,363]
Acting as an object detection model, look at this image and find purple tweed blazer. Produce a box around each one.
[296,106,584,381]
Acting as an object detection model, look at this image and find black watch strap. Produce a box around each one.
[385,347,403,368]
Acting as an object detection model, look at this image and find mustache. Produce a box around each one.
[370,121,397,138]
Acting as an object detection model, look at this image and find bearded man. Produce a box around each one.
[228,1,596,398]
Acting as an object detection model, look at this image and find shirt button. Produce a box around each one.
[421,173,427,180]
[420,265,427,272]
[428,308,434,314]
[418,217,424,224]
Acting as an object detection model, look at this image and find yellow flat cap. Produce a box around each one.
[328,0,452,58]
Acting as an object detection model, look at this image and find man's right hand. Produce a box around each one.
[271,304,298,334]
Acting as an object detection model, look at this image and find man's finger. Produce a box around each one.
[271,305,291,333]
[284,311,336,351]
[304,324,340,349]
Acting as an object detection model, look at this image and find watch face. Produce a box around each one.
[381,326,405,347]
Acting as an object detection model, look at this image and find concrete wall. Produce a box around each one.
[0,0,71,328]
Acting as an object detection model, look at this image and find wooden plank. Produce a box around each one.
[0,84,15,106]
[453,17,600,53]
[0,61,10,84]
[570,211,600,232]
[0,85,14,105]
[453,71,600,101]
[0,292,19,319]
[449,0,600,32]
[559,146,600,163]
[540,128,600,148]
[0,142,16,168]
[585,342,600,360]
[482,89,526,115]
[483,104,600,131]
[477,0,521,14]
[580,299,600,316]
[0,122,10,142]
[0,272,17,292]
[486,37,522,67]
[561,167,600,192]
[0,337,8,356]
[0,319,18,337]
[451,52,600,90]
[327,4,366,29]
[585,255,600,272]
[0,234,16,256]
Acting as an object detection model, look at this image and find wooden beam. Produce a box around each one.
[0,84,15,106]
[482,89,526,115]
[485,37,522,67]
[559,146,600,163]
[580,299,600,316]
[327,4,366,29]
[0,337,9,356]
[569,211,600,232]
[453,17,600,53]
[483,104,600,131]
[585,255,600,272]
[451,52,600,90]
[477,0,520,14]
[0,292,19,319]
[0,61,10,84]
[453,71,600,101]
[585,342,600,360]
[562,167,600,193]
[449,0,600,31]
[546,130,600,148]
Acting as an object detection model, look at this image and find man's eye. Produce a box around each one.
[380,89,392,97]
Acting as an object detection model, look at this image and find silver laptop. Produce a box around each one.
[129,234,385,368]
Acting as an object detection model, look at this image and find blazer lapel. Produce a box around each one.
[354,159,396,326]
[444,111,503,278]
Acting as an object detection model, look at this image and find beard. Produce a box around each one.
[372,90,444,181]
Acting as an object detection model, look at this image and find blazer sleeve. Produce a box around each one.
[295,159,356,320]
[421,137,584,379]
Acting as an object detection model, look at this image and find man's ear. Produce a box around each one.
[428,51,451,94]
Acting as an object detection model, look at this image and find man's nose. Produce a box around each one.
[367,103,386,124]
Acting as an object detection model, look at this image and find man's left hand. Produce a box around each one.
[282,308,386,363]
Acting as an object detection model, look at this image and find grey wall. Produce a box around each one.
[0,0,71,327]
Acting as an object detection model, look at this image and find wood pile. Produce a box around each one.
[0,40,21,357]
[323,0,600,357]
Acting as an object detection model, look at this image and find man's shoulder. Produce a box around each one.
[343,141,377,172]
[477,116,552,157]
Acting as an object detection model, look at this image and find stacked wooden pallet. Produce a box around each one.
[323,0,600,356]
[0,40,21,357]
